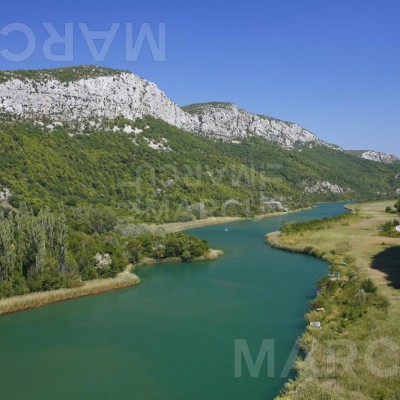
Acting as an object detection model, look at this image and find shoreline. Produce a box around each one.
[158,206,313,233]
[0,249,224,316]
[265,200,400,399]
[0,266,140,316]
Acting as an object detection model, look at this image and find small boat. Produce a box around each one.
[224,228,229,232]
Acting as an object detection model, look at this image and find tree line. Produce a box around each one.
[0,205,209,298]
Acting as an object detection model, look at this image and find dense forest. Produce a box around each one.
[0,116,398,222]
[0,205,209,298]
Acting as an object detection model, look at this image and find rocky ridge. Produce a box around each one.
[0,67,333,149]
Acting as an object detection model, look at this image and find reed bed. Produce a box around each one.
[0,269,140,315]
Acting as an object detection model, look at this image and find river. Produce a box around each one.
[0,202,348,400]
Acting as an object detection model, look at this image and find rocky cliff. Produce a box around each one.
[0,66,332,149]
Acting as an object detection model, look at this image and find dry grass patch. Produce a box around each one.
[0,266,140,315]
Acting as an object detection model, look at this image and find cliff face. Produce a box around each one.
[183,102,336,148]
[0,67,331,149]
[0,72,194,129]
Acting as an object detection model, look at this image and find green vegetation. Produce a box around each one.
[282,262,393,399]
[182,102,235,114]
[0,207,78,298]
[0,205,210,299]
[281,212,353,235]
[0,117,398,225]
[0,65,125,83]
[267,201,400,399]
[0,117,314,220]
[0,269,139,315]
[381,219,400,238]
[385,200,400,214]
[125,231,209,263]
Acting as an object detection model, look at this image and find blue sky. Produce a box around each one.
[1,0,399,155]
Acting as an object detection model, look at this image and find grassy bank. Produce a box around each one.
[0,266,140,315]
[159,207,313,233]
[266,201,400,400]
[0,249,223,316]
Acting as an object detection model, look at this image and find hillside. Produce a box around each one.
[0,115,399,222]
[0,66,340,149]
[0,66,399,222]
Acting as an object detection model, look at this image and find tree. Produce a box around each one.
[126,238,143,263]
[88,207,117,235]
[0,218,16,282]
[152,242,165,260]
[55,212,68,272]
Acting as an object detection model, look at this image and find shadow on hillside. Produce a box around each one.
[371,246,400,289]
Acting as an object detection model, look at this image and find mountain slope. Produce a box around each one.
[0,66,335,149]
[0,66,399,222]
[0,116,399,222]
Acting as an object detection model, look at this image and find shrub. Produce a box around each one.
[361,278,377,293]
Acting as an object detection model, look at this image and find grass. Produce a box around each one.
[158,216,245,233]
[158,207,312,233]
[266,201,400,400]
[0,266,140,315]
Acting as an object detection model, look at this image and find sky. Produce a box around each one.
[1,0,399,155]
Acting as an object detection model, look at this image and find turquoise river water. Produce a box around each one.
[0,202,348,400]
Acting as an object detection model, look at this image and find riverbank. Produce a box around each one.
[158,207,313,233]
[0,266,140,316]
[0,248,224,315]
[266,200,400,399]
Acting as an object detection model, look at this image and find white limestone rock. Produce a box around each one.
[185,102,337,149]
[304,181,344,194]
[0,68,337,149]
[360,150,398,164]
[0,187,11,200]
[143,137,171,152]
[261,197,288,211]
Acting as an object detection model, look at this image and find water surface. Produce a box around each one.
[0,203,348,400]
